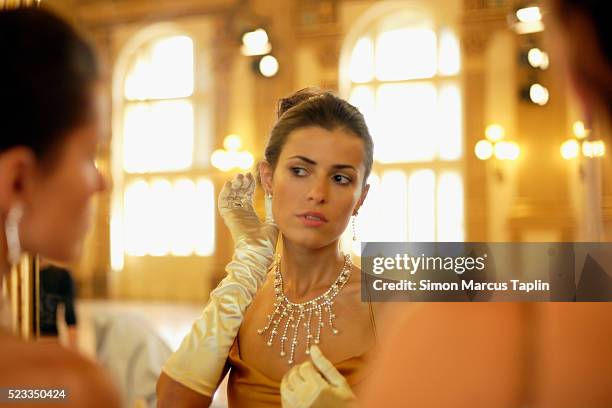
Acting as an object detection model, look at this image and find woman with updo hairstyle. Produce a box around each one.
[0,7,119,407]
[159,88,382,407]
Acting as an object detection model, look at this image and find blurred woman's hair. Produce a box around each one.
[549,0,611,114]
[0,8,99,163]
[261,88,374,187]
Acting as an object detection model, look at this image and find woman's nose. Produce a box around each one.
[307,178,328,204]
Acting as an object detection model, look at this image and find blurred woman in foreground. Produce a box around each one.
[0,8,119,407]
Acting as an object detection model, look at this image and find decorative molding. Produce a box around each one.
[464,0,511,14]
[295,0,340,38]
[461,1,510,57]
[75,0,237,28]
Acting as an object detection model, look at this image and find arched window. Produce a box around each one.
[340,6,464,248]
[111,28,215,271]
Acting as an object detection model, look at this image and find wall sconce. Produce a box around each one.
[211,134,255,172]
[239,28,280,78]
[509,5,544,35]
[513,4,550,106]
[522,82,549,106]
[526,47,549,70]
[475,124,521,161]
[254,54,279,78]
[560,121,605,159]
[241,28,272,56]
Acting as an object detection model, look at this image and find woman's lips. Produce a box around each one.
[297,212,328,227]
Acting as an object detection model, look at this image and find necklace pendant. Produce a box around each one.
[255,254,352,362]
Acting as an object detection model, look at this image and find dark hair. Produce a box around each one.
[552,0,611,112]
[263,88,374,187]
[554,0,610,63]
[0,7,99,161]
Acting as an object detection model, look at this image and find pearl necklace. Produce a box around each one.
[256,254,352,364]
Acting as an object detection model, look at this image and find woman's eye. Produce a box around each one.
[333,174,351,185]
[290,167,308,176]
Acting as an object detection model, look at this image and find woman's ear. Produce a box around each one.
[353,183,370,215]
[259,161,274,196]
[0,147,36,209]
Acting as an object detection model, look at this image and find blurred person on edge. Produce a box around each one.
[362,1,612,407]
[0,7,119,407]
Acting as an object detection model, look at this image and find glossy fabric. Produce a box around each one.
[162,240,275,396]
[226,304,377,408]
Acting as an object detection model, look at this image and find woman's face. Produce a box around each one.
[19,86,107,262]
[264,126,369,249]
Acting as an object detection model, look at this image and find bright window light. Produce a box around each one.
[437,83,462,160]
[118,33,216,262]
[148,179,173,256]
[124,36,194,100]
[437,172,464,241]
[122,177,215,257]
[375,28,437,81]
[376,82,437,163]
[408,169,435,242]
[171,179,197,256]
[123,100,194,173]
[194,179,215,256]
[110,210,125,271]
[438,29,460,76]
[380,171,409,241]
[349,85,376,135]
[344,13,464,243]
[124,180,150,256]
[349,37,375,83]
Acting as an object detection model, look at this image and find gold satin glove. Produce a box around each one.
[218,172,277,245]
[162,172,278,396]
[281,346,357,408]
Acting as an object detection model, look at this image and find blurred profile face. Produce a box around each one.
[263,126,369,249]
[19,85,107,262]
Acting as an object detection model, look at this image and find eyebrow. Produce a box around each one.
[288,155,357,171]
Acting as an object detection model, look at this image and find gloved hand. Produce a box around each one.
[281,346,357,408]
[218,172,277,245]
[161,172,278,396]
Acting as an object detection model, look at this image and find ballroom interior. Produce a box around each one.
[13,0,604,303]
[2,0,610,406]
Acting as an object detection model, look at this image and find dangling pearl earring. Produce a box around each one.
[264,191,275,224]
[5,203,23,266]
[352,214,357,241]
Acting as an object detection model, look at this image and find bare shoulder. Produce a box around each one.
[0,333,120,408]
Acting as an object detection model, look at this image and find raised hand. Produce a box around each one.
[218,172,278,246]
[281,346,357,408]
